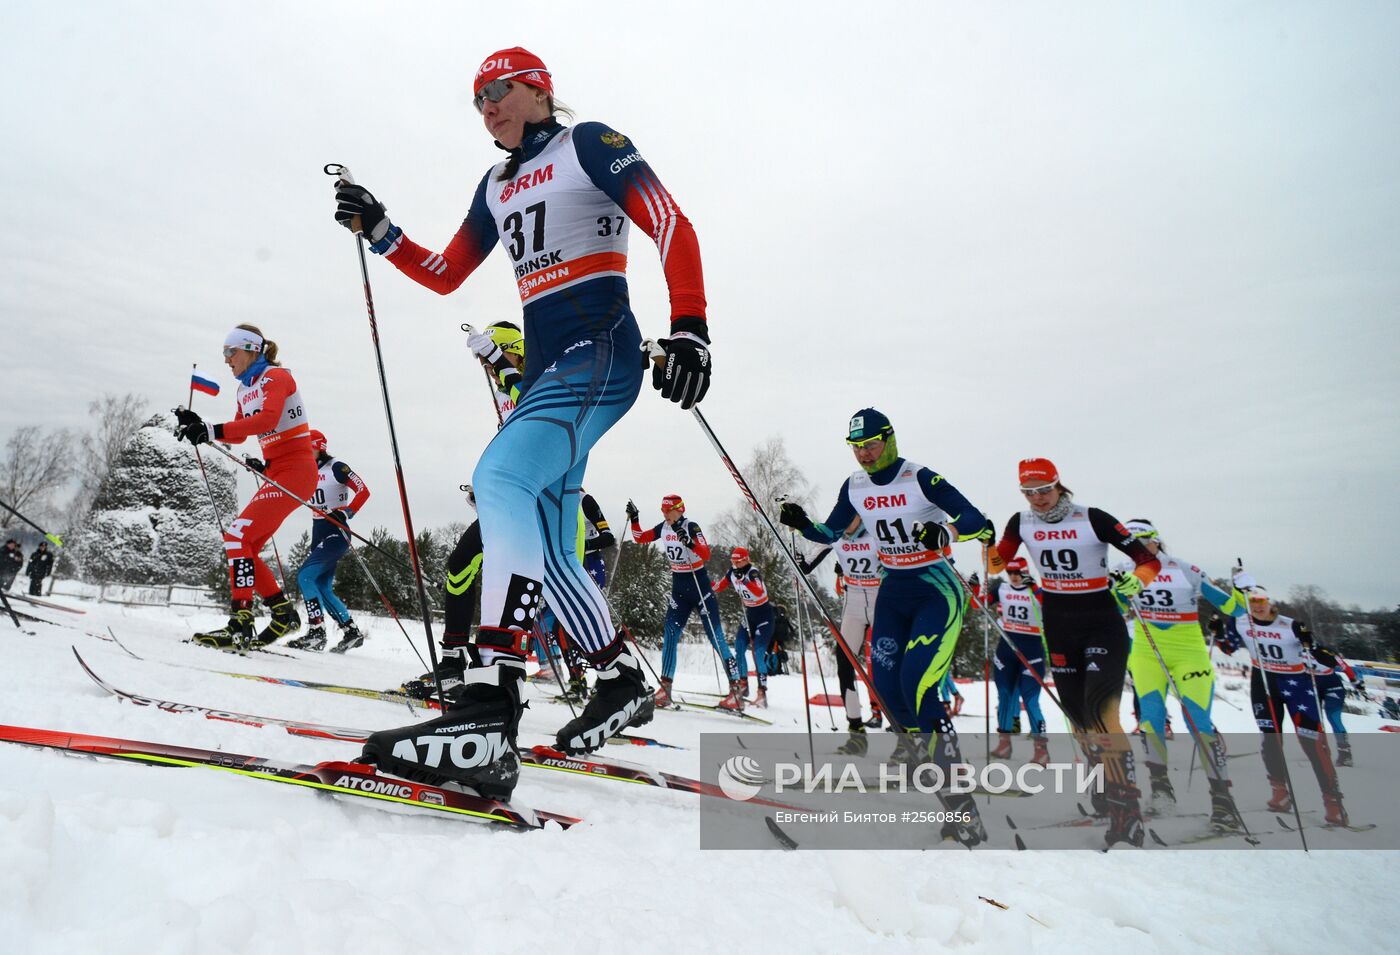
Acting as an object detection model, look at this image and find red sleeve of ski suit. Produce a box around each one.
[380,173,498,295]
[572,122,706,325]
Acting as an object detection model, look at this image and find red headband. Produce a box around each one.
[474,47,553,97]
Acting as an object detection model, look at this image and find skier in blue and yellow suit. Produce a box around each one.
[780,408,996,846]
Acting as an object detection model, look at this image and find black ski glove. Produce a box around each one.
[245,458,266,474]
[334,183,392,244]
[670,520,694,548]
[174,409,213,446]
[651,329,711,410]
[914,521,950,551]
[778,502,811,532]
[625,500,639,523]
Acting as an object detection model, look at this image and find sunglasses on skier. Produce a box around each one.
[222,344,261,359]
[1020,483,1057,497]
[474,68,553,113]
[473,79,514,112]
[846,432,889,450]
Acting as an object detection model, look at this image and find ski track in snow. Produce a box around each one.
[2,596,1398,954]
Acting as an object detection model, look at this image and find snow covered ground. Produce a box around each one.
[2,594,1398,954]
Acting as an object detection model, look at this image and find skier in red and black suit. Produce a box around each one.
[713,547,774,708]
[285,430,372,654]
[989,457,1160,848]
[175,325,317,651]
[628,495,742,710]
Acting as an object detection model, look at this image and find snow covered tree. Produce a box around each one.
[71,392,148,520]
[609,538,670,644]
[708,436,837,645]
[67,412,236,585]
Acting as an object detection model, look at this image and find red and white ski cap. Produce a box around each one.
[308,430,328,454]
[474,47,553,97]
[661,494,685,514]
[731,547,750,563]
[1006,557,1029,573]
[1018,457,1059,488]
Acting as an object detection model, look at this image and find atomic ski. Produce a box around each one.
[0,723,579,831]
[74,647,705,799]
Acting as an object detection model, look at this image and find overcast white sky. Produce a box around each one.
[2,2,1397,608]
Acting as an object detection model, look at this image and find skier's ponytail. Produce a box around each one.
[235,323,282,366]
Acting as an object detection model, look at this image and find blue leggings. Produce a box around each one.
[993,634,1046,733]
[1319,677,1348,738]
[297,522,351,627]
[735,605,774,685]
[662,570,735,681]
[472,316,642,655]
[869,564,966,767]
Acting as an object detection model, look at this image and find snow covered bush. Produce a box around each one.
[67,412,236,585]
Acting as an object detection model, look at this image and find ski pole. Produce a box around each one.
[324,163,446,712]
[189,432,408,571]
[784,532,834,722]
[788,531,836,730]
[533,606,578,720]
[185,366,228,537]
[461,324,507,429]
[801,566,838,730]
[795,596,816,765]
[685,560,733,694]
[338,527,429,671]
[621,622,665,687]
[980,574,991,766]
[948,557,1065,715]
[0,497,63,549]
[1122,596,1252,838]
[0,590,20,629]
[639,340,902,730]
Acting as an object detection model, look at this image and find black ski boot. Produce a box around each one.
[938,791,988,848]
[1337,740,1354,767]
[287,626,327,651]
[192,603,256,651]
[255,594,300,647]
[555,641,654,754]
[401,646,469,701]
[1208,778,1244,832]
[836,722,869,757]
[360,661,525,800]
[330,622,365,654]
[1103,783,1146,849]
[1146,763,1176,817]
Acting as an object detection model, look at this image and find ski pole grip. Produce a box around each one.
[640,338,666,369]
[324,163,355,185]
[325,164,363,234]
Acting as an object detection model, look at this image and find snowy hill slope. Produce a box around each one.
[2,595,1398,954]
